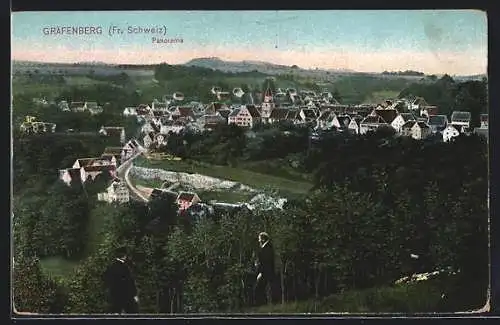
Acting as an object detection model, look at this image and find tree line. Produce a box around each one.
[398,75,487,127]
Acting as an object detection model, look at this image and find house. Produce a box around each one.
[176,191,201,211]
[72,156,117,169]
[87,102,103,115]
[409,97,430,111]
[20,120,57,134]
[99,126,126,144]
[299,108,317,124]
[205,102,229,115]
[442,125,461,142]
[172,106,195,121]
[216,91,231,102]
[359,108,398,134]
[136,104,151,115]
[269,108,289,124]
[144,132,168,149]
[480,114,488,128]
[59,162,117,186]
[123,107,138,116]
[100,154,120,166]
[372,108,398,125]
[81,164,117,183]
[286,110,300,124]
[316,110,335,129]
[420,105,438,118]
[59,100,70,111]
[70,101,86,112]
[59,168,82,186]
[201,114,226,130]
[122,139,142,160]
[97,179,130,204]
[141,121,161,135]
[151,102,168,112]
[217,109,232,121]
[359,115,386,134]
[103,147,127,164]
[337,115,351,129]
[348,116,363,134]
[228,105,261,128]
[427,115,449,134]
[160,120,185,135]
[391,112,417,133]
[400,121,431,140]
[473,127,488,139]
[143,132,156,149]
[261,87,275,121]
[450,111,471,130]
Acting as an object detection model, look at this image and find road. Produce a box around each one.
[116,148,150,203]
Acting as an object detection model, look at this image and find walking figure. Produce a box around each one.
[254,232,275,306]
[103,246,139,314]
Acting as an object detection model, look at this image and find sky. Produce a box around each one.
[11,10,487,75]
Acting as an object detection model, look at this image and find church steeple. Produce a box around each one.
[263,86,274,103]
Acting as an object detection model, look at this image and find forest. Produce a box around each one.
[12,124,488,313]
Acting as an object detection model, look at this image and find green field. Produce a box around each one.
[135,157,314,197]
[12,81,66,97]
[64,76,109,86]
[131,177,167,189]
[198,190,256,203]
[363,90,401,104]
[39,256,79,280]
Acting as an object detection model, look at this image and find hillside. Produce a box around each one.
[183,57,355,77]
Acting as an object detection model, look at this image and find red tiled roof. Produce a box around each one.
[83,165,116,172]
[177,106,195,118]
[269,108,289,119]
[67,168,82,179]
[287,110,299,120]
[401,121,417,129]
[362,115,385,124]
[246,105,261,118]
[76,158,99,167]
[177,192,197,202]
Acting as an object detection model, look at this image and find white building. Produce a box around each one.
[443,125,461,142]
[391,113,416,134]
[450,111,471,130]
[98,179,130,204]
[123,107,138,116]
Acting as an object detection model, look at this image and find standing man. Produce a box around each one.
[254,232,275,306]
[103,246,139,314]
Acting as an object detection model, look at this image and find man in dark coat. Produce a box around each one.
[254,232,275,306]
[103,247,139,314]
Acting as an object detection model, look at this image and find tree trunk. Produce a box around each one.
[293,263,297,302]
[315,269,321,299]
[156,290,161,313]
[170,287,175,314]
[281,260,286,305]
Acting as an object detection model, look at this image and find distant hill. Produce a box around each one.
[183,57,356,76]
[12,59,485,82]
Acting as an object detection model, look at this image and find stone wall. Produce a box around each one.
[129,166,257,193]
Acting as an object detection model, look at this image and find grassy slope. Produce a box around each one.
[39,257,79,280]
[135,157,314,197]
[244,275,483,314]
[40,202,110,280]
[363,90,401,104]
